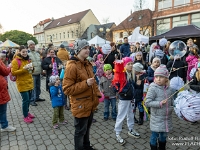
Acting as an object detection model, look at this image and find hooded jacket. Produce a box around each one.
[145,82,174,132]
[62,56,101,118]
[0,60,10,104]
[57,48,69,63]
[11,55,34,92]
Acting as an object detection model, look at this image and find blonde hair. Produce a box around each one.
[196,70,200,81]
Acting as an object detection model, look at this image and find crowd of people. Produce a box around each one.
[0,37,200,150]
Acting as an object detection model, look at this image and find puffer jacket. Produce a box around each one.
[57,48,69,63]
[99,74,116,98]
[0,60,11,104]
[49,84,66,108]
[11,55,34,92]
[145,82,174,132]
[147,66,155,83]
[186,54,198,81]
[28,50,42,75]
[62,56,101,118]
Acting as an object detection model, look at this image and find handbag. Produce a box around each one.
[143,79,150,93]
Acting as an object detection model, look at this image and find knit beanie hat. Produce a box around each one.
[27,40,35,47]
[154,49,164,59]
[154,65,169,78]
[122,57,133,67]
[133,63,144,72]
[60,44,65,48]
[49,75,59,84]
[103,64,112,71]
[97,54,103,60]
[152,57,161,64]
[74,39,89,54]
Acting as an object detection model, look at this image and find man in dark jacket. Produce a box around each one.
[120,37,130,58]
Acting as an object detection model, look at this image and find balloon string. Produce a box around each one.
[166,79,194,101]
[93,53,111,78]
[171,64,195,73]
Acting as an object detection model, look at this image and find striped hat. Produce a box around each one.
[154,65,169,78]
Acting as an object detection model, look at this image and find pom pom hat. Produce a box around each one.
[154,65,169,78]
[122,57,133,67]
[103,64,112,72]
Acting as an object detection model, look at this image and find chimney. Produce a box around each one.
[130,9,132,15]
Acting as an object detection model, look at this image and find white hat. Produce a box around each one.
[27,40,35,47]
[133,63,144,72]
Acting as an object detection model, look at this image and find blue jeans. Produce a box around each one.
[0,103,8,129]
[20,91,32,117]
[150,131,167,146]
[135,101,144,112]
[31,74,41,102]
[104,98,117,119]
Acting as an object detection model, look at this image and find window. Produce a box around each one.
[68,19,71,22]
[72,31,74,38]
[56,34,57,39]
[157,18,170,35]
[193,0,200,3]
[158,0,172,10]
[76,30,78,37]
[174,0,190,6]
[68,32,69,38]
[57,22,60,25]
[63,32,65,38]
[173,15,188,27]
[191,13,200,28]
[60,33,61,39]
[129,17,133,22]
[91,32,94,38]
[119,32,123,38]
[138,15,142,20]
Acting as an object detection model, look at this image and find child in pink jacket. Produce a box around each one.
[95,54,104,80]
[186,47,199,81]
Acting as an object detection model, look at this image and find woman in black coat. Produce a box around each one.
[104,42,120,70]
[42,48,62,92]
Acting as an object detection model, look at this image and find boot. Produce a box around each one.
[138,112,144,125]
[134,116,138,123]
[158,141,166,150]
[150,144,158,150]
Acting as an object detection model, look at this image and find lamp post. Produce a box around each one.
[99,27,110,43]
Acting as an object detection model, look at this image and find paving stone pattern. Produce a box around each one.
[1,79,200,150]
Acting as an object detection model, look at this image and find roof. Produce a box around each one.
[94,22,115,30]
[150,24,200,40]
[113,9,152,31]
[33,18,51,27]
[44,9,90,30]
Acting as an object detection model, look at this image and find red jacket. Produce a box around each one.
[0,60,11,104]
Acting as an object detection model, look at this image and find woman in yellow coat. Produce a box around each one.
[11,45,34,123]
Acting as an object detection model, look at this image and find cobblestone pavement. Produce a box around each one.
[1,79,200,150]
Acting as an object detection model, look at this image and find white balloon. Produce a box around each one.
[102,44,111,54]
[159,38,167,47]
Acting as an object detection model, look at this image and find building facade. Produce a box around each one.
[112,9,153,42]
[43,9,100,46]
[153,0,200,35]
[33,19,52,48]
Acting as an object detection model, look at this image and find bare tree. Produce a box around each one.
[102,17,110,24]
[70,22,85,39]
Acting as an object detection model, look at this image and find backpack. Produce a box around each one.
[9,58,30,82]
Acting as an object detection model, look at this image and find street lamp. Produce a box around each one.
[99,27,110,43]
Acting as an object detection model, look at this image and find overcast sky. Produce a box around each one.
[0,0,153,34]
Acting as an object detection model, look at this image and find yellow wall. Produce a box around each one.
[44,10,100,46]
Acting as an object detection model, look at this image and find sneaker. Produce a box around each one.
[60,120,68,125]
[128,129,140,138]
[53,124,59,129]
[24,117,33,123]
[92,119,97,123]
[28,113,35,119]
[1,126,16,132]
[191,121,198,125]
[116,135,126,145]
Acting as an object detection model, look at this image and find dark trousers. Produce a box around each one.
[74,113,93,150]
